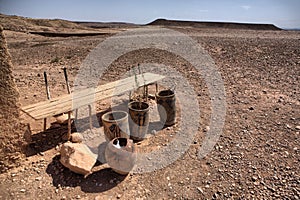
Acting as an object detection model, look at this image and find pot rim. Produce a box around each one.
[101,110,128,123]
[156,89,175,98]
[128,101,150,112]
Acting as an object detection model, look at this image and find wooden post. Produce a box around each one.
[63,67,70,94]
[43,71,51,131]
[143,85,146,100]
[146,85,149,102]
[63,67,72,139]
[155,82,158,93]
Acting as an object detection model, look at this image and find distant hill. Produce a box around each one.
[0,14,282,33]
[148,19,281,30]
[0,13,86,32]
[0,14,121,36]
[74,21,139,29]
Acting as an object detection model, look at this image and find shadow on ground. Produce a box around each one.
[46,155,127,193]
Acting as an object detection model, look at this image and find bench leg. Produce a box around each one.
[75,109,78,121]
[129,90,132,102]
[67,111,71,140]
[43,118,47,131]
[88,105,93,130]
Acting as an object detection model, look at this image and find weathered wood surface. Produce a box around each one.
[22,73,164,120]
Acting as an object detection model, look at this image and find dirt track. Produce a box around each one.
[0,19,300,199]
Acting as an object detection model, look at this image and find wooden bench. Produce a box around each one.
[21,72,165,139]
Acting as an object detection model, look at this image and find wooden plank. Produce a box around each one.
[22,73,164,120]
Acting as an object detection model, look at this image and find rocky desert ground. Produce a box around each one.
[0,14,299,199]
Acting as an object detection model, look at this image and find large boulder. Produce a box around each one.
[60,142,97,176]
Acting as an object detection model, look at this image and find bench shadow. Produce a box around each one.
[24,123,76,156]
[46,155,127,193]
[24,107,113,157]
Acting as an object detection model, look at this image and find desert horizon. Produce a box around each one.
[0,8,299,200]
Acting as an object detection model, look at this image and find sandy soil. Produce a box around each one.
[0,19,299,199]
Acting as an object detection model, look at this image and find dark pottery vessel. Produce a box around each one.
[156,89,176,127]
[101,111,129,141]
[128,101,150,141]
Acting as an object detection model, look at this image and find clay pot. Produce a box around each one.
[156,89,176,127]
[105,137,136,175]
[101,111,130,141]
[128,101,150,141]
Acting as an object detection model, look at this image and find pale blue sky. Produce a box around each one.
[0,0,299,28]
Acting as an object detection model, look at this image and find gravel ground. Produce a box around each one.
[0,25,299,199]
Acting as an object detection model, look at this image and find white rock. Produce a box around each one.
[204,126,210,132]
[55,113,74,124]
[71,132,84,143]
[60,142,97,176]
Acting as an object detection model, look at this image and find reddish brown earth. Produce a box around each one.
[0,15,299,199]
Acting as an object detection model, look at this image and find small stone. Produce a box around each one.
[166,176,170,181]
[20,189,26,193]
[55,113,74,124]
[76,195,81,199]
[295,126,300,130]
[166,127,171,130]
[252,176,258,181]
[286,124,291,129]
[151,130,157,134]
[117,194,121,199]
[249,106,254,110]
[203,126,210,132]
[254,181,260,186]
[71,132,84,143]
[35,177,42,181]
[213,193,218,198]
[197,187,204,194]
[268,187,276,192]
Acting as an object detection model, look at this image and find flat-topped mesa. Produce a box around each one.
[148,18,281,30]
